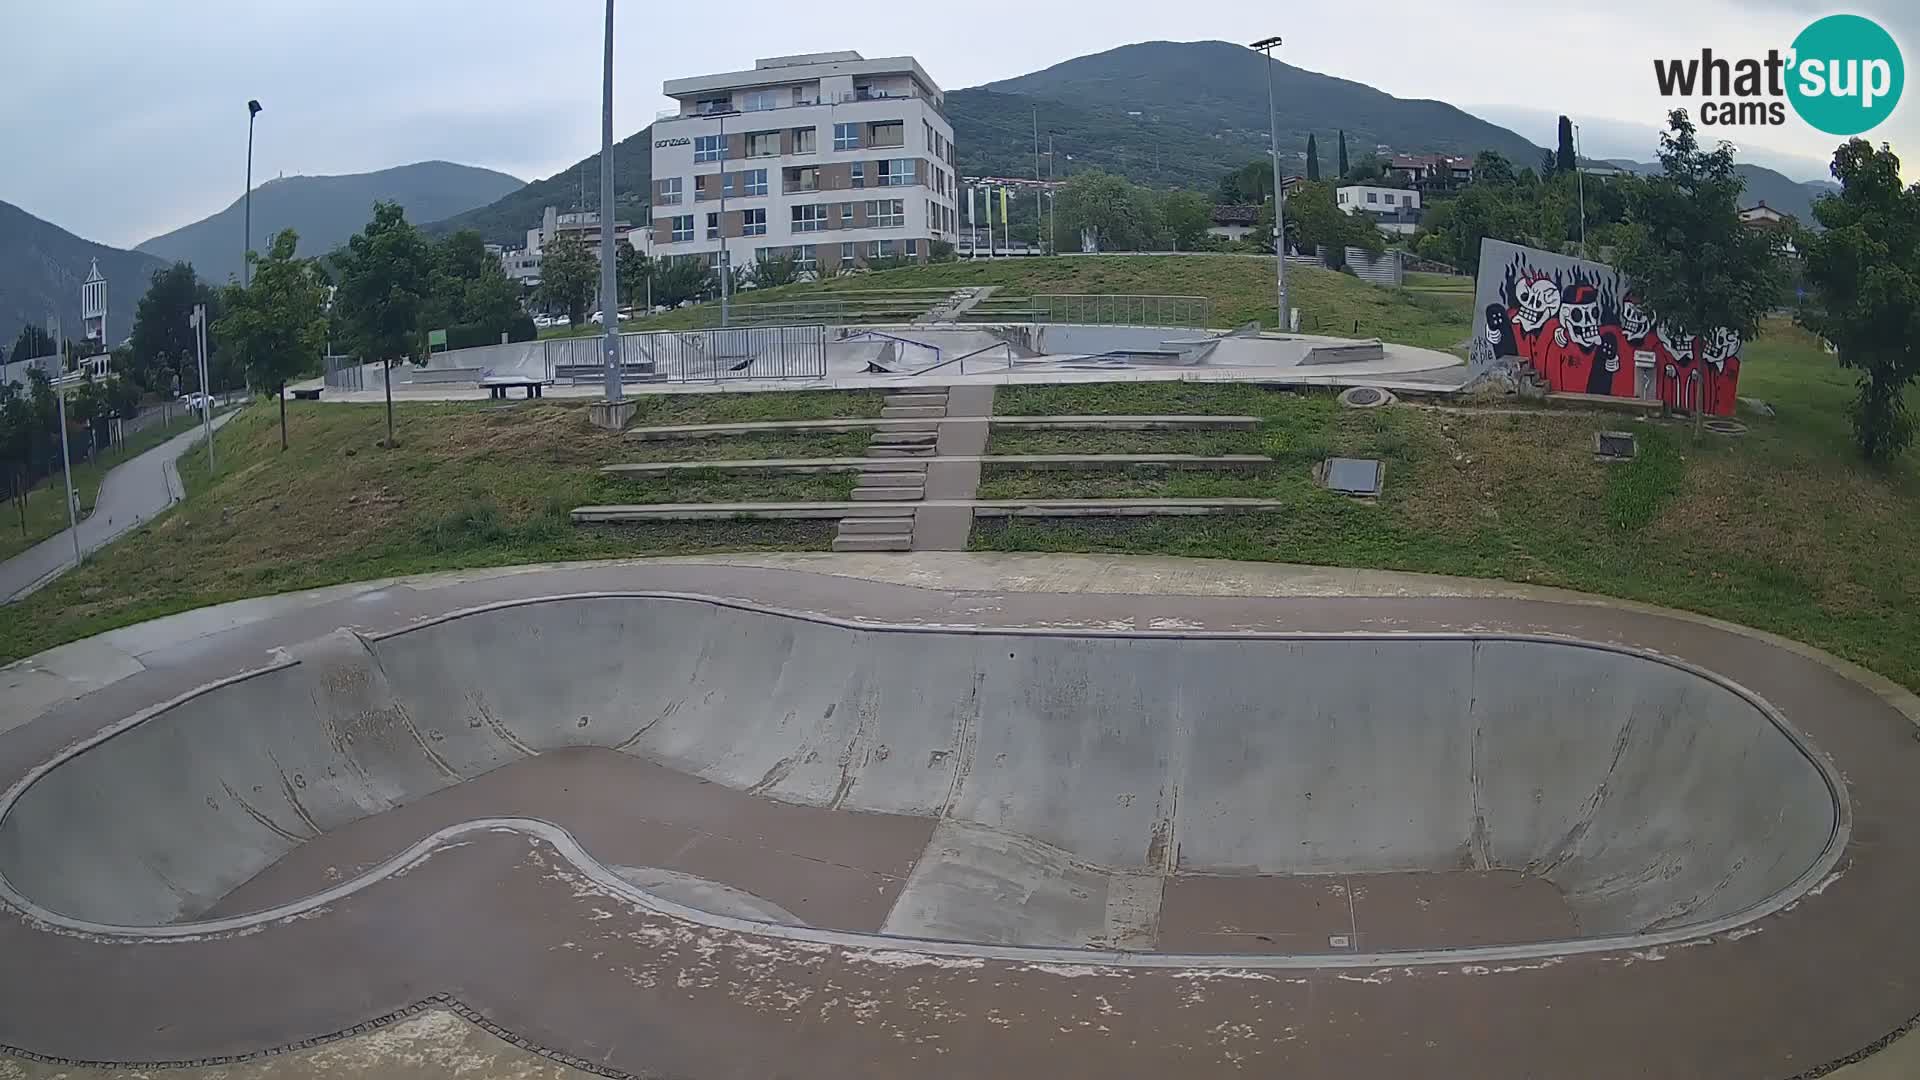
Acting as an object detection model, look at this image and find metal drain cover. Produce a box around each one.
[1339,386,1394,409]
[1324,457,1384,495]
[1703,418,1749,436]
[1594,432,1638,461]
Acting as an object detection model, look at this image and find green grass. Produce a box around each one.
[977,466,1287,500]
[621,389,885,425]
[0,408,213,562]
[627,431,872,462]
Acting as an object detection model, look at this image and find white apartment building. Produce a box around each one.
[649,51,959,276]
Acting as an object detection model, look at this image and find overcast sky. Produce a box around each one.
[4,0,1911,248]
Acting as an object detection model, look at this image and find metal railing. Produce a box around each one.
[554,325,827,384]
[322,354,364,391]
[1033,294,1213,329]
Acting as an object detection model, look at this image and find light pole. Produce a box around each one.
[598,0,623,403]
[190,304,214,474]
[1046,131,1057,255]
[1032,106,1043,255]
[51,376,81,569]
[1573,121,1588,255]
[243,100,262,286]
[1251,36,1289,332]
[715,109,735,327]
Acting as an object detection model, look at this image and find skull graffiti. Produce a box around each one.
[1701,327,1740,370]
[1559,284,1602,348]
[1620,293,1653,340]
[1514,276,1560,333]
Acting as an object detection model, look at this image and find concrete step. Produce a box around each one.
[858,459,929,473]
[851,487,925,502]
[836,516,917,535]
[884,393,948,408]
[880,405,946,419]
[866,446,937,458]
[857,471,927,488]
[868,430,938,446]
[832,534,913,552]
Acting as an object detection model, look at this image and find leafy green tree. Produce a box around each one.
[651,257,711,308]
[431,229,526,345]
[1618,110,1783,385]
[749,251,801,289]
[129,262,219,395]
[0,382,34,532]
[1337,130,1349,178]
[1473,151,1517,187]
[1305,134,1321,182]
[1286,181,1384,262]
[1058,170,1163,251]
[215,229,328,451]
[1346,154,1384,183]
[1556,115,1577,174]
[616,243,651,307]
[9,325,54,364]
[537,232,597,328]
[1799,138,1920,463]
[334,202,435,446]
[1217,160,1274,205]
[1162,190,1214,250]
[1540,149,1558,178]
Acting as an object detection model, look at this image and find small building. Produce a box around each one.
[1739,202,1790,229]
[1337,185,1422,236]
[1385,154,1473,190]
[496,248,543,287]
[1207,205,1260,241]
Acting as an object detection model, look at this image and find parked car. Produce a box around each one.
[182,392,210,410]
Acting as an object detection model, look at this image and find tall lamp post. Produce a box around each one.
[598,0,623,403]
[1250,36,1289,332]
[243,99,262,286]
[1573,121,1588,254]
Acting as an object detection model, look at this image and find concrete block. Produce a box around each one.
[880,406,945,419]
[588,399,638,431]
[851,487,924,502]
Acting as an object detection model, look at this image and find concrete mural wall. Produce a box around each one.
[1469,239,1743,415]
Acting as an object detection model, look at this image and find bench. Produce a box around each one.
[291,388,322,400]
[482,378,548,400]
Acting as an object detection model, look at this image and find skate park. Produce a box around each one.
[2,553,1918,1079]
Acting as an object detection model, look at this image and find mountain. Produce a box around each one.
[952,40,1544,187]
[1597,159,1840,224]
[1,199,167,353]
[427,129,653,246]
[1466,104,1838,184]
[137,161,524,284]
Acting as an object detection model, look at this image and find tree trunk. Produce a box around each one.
[384,360,394,448]
[278,383,288,451]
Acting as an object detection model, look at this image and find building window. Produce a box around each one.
[868,199,904,228]
[878,159,913,186]
[740,90,776,112]
[741,208,766,236]
[742,169,768,197]
[906,238,919,257]
[706,212,720,239]
[833,123,860,151]
[658,177,682,206]
[787,166,819,193]
[670,215,693,242]
[793,127,817,153]
[695,96,730,114]
[745,131,779,158]
[870,240,890,259]
[924,121,934,149]
[1337,192,1346,204]
[1383,193,1396,205]
[694,134,724,162]
[1366,191,1379,204]
[721,172,735,198]
[794,244,817,272]
[792,204,827,232]
[839,201,855,224]
[870,121,904,148]
[841,241,856,262]
[851,162,865,189]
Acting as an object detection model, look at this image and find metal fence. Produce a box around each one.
[551,325,828,384]
[1033,294,1212,329]
[323,354,364,391]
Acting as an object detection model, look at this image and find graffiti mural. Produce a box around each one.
[1469,239,1741,415]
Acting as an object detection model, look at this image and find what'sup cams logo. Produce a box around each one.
[1653,14,1903,134]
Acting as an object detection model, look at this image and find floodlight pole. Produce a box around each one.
[1252,36,1289,331]
[599,0,623,403]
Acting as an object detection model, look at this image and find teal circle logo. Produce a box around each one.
[1787,15,1904,135]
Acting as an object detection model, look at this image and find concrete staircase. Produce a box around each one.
[831,390,948,551]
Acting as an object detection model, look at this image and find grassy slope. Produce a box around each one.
[975,320,1920,691]
[0,410,212,562]
[603,256,1473,348]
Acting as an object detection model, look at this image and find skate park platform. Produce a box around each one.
[0,553,1916,1079]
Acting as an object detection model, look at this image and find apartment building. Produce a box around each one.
[649,51,959,276]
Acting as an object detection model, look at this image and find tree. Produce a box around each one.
[1556,115,1577,174]
[1217,160,1274,205]
[651,257,711,308]
[749,251,801,289]
[537,232,597,328]
[1337,130,1349,179]
[1162,190,1213,250]
[0,382,33,533]
[129,262,217,395]
[10,325,53,364]
[1618,110,1783,390]
[616,243,651,307]
[215,229,327,451]
[1305,134,1321,182]
[1473,151,1517,187]
[1799,138,1920,463]
[1058,171,1161,251]
[333,202,435,447]
[1285,181,1385,262]
[1540,149,1558,178]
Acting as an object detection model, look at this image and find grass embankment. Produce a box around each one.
[602,256,1472,349]
[0,409,214,563]
[974,320,1920,692]
[0,390,886,663]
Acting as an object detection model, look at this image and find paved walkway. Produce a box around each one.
[0,554,1915,1079]
[0,411,234,602]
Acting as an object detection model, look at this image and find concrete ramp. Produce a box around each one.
[0,596,1844,955]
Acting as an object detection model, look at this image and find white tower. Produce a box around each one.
[80,259,108,350]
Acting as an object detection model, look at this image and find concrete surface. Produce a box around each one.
[0,554,1915,1079]
[0,410,234,602]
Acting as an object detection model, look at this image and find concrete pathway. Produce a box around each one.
[0,411,234,602]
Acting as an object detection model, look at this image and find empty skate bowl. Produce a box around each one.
[0,594,1846,965]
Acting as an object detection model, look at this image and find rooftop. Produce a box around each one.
[663,52,943,104]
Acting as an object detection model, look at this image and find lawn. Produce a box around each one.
[614,256,1473,349]
[975,320,1920,693]
[0,408,213,563]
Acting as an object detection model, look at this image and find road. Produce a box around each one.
[0,410,235,602]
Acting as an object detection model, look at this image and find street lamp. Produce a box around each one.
[598,0,623,404]
[244,99,262,286]
[50,370,83,569]
[1250,36,1290,332]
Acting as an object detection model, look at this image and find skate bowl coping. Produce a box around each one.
[0,594,1848,961]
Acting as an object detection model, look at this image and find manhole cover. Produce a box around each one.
[1594,432,1638,461]
[1338,386,1394,409]
[1323,457,1384,495]
[1703,418,1749,436]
